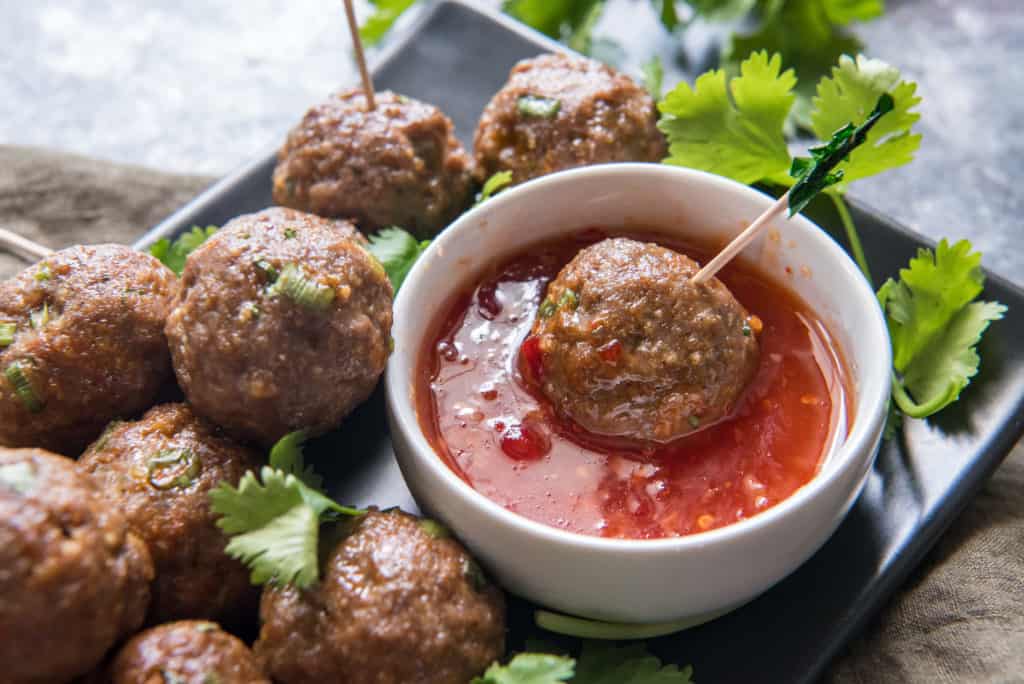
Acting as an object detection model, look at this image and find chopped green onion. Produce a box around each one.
[284,228,297,239]
[194,622,218,633]
[517,95,561,118]
[203,673,222,684]
[419,518,450,539]
[0,461,36,495]
[462,556,488,591]
[29,304,50,330]
[161,670,187,684]
[34,265,51,281]
[688,415,701,428]
[538,299,557,319]
[0,322,15,347]
[742,323,752,337]
[558,289,579,310]
[4,361,43,413]
[255,259,279,282]
[475,171,513,205]
[147,449,202,490]
[269,263,335,312]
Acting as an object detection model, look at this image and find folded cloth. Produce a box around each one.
[1,144,1021,683]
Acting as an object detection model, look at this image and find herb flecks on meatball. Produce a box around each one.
[473,53,666,185]
[108,620,270,684]
[528,238,760,443]
[0,245,177,454]
[273,90,473,238]
[165,207,394,445]
[79,403,262,625]
[0,448,154,684]
[255,509,506,684]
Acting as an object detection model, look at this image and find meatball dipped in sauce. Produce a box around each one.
[165,208,393,446]
[0,447,153,684]
[0,245,178,454]
[108,620,269,684]
[78,403,262,626]
[473,53,666,185]
[527,238,760,443]
[273,90,473,238]
[255,509,505,684]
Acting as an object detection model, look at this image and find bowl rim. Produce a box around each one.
[385,162,891,554]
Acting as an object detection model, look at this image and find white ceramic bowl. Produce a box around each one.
[386,163,890,624]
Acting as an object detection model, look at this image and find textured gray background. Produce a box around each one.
[1,0,1021,283]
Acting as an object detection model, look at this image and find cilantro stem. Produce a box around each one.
[534,609,720,640]
[829,192,873,284]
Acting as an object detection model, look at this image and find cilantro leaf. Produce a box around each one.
[810,54,921,188]
[573,642,694,684]
[650,0,679,31]
[642,56,664,100]
[877,240,1006,419]
[503,0,603,41]
[686,0,758,22]
[478,172,514,205]
[359,0,418,46]
[149,225,218,275]
[269,430,323,491]
[210,466,361,588]
[211,468,321,587]
[566,1,605,55]
[472,653,575,684]
[659,50,796,185]
[823,0,884,25]
[365,227,430,292]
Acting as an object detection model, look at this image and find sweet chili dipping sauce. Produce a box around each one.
[416,230,849,539]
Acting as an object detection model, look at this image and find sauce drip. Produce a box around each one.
[417,231,848,539]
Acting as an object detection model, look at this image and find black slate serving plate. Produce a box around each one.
[134,2,1024,681]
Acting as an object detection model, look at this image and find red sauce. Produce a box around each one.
[416,231,849,539]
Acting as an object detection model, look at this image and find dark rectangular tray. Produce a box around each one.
[134,2,1024,681]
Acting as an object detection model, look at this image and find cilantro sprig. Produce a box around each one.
[475,642,693,684]
[149,225,218,275]
[365,226,430,292]
[210,431,363,588]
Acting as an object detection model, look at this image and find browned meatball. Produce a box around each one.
[473,53,666,185]
[165,208,393,445]
[0,245,178,454]
[529,238,760,442]
[0,448,153,684]
[255,510,506,684]
[78,403,262,625]
[108,620,269,684]
[273,90,473,238]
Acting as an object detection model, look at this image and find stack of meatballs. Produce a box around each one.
[0,52,669,683]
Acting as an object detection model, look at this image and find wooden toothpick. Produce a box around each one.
[343,0,376,111]
[0,227,54,263]
[690,191,790,286]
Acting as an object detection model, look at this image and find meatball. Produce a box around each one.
[0,245,178,454]
[273,90,473,238]
[165,207,393,445]
[255,510,506,684]
[78,403,262,625]
[473,53,666,185]
[0,448,153,683]
[107,620,269,684]
[529,238,760,442]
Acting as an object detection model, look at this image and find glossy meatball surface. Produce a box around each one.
[78,403,262,625]
[530,238,760,442]
[473,53,666,185]
[0,448,153,684]
[0,245,178,454]
[255,510,506,684]
[273,90,473,238]
[165,208,393,445]
[109,620,269,684]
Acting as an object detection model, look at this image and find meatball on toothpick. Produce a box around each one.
[0,245,178,454]
[165,208,393,446]
[527,238,760,443]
